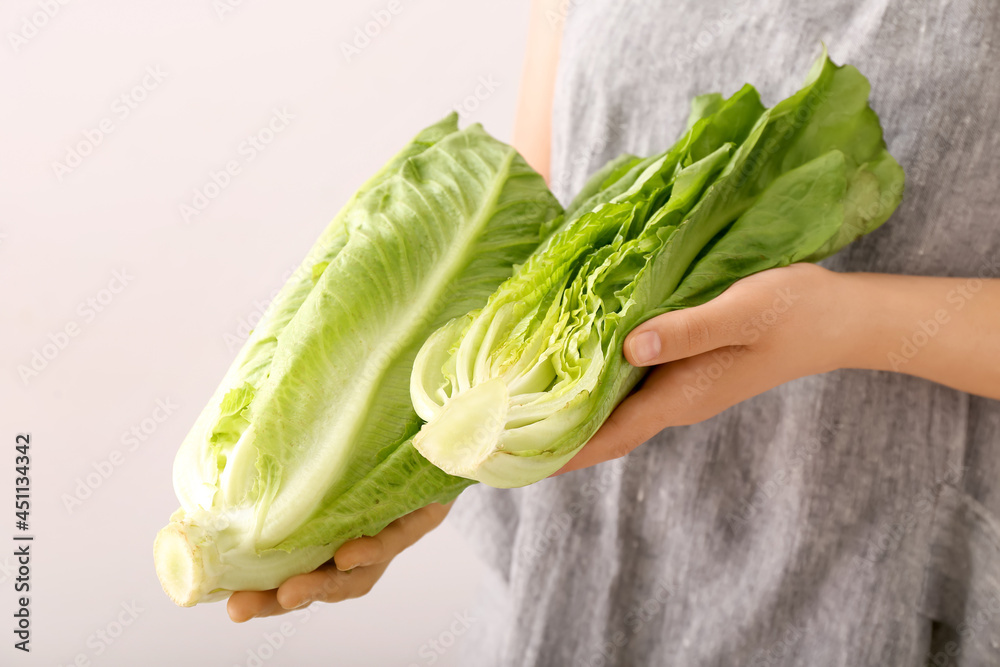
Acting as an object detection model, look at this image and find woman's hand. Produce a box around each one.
[559,263,1000,475]
[227,502,453,622]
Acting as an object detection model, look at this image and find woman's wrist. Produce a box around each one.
[830,270,953,374]
[826,270,1000,398]
[829,271,902,373]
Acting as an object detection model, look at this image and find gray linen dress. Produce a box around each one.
[451,1,1000,665]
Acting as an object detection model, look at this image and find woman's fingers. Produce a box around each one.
[333,502,452,572]
[276,561,391,610]
[625,291,753,367]
[558,340,793,475]
[623,265,811,368]
[227,502,454,621]
[276,502,452,609]
[229,559,393,619]
[555,361,697,474]
[228,589,284,623]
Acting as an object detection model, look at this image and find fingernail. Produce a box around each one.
[350,560,373,570]
[283,595,309,610]
[337,558,373,571]
[629,331,661,366]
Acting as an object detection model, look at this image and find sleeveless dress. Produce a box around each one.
[452,2,1000,665]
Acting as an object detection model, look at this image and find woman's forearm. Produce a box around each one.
[512,0,563,181]
[838,272,1000,399]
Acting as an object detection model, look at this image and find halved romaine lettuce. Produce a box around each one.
[410,51,905,488]
[155,114,562,605]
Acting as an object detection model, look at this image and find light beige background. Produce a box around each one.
[0,1,533,664]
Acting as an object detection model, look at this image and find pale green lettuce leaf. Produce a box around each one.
[156,115,562,605]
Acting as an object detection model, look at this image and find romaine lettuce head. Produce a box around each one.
[154,115,562,606]
[410,50,905,488]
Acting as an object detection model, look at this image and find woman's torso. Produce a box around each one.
[454,2,1000,665]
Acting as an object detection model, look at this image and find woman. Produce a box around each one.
[231,1,1000,664]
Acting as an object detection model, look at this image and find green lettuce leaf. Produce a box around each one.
[410,49,905,488]
[155,114,562,605]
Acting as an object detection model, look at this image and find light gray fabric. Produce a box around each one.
[451,2,1000,665]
